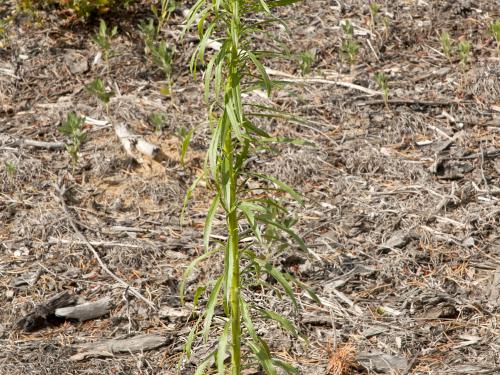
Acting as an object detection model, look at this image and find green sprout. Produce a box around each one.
[93,19,117,67]
[342,20,354,37]
[369,1,380,31]
[341,39,360,67]
[86,78,115,113]
[139,18,157,53]
[458,40,471,69]
[440,31,452,60]
[5,161,16,186]
[488,20,500,53]
[58,112,87,170]
[150,40,174,82]
[149,113,167,134]
[299,49,316,75]
[151,0,176,34]
[374,71,389,108]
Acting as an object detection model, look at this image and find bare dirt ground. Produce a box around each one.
[0,1,499,374]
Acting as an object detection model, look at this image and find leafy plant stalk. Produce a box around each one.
[181,0,317,374]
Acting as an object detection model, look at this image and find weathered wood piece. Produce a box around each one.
[55,297,112,322]
[114,123,159,161]
[70,334,167,361]
[15,291,77,332]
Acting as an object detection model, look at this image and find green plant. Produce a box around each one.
[299,49,315,75]
[458,40,471,69]
[5,161,17,186]
[488,20,500,53]
[341,39,360,67]
[149,112,167,134]
[58,112,87,169]
[181,0,317,373]
[150,40,174,82]
[175,126,194,167]
[342,20,354,37]
[139,18,157,53]
[369,1,380,31]
[151,0,176,34]
[374,71,389,108]
[93,19,117,66]
[440,31,452,60]
[86,77,114,113]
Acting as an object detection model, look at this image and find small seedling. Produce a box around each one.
[86,78,115,113]
[150,40,174,81]
[458,40,471,69]
[139,18,157,53]
[382,16,390,39]
[374,71,389,108]
[299,49,316,75]
[342,20,354,37]
[93,19,117,66]
[175,126,193,166]
[151,0,176,34]
[341,40,360,67]
[149,113,167,134]
[5,161,16,186]
[58,112,87,169]
[440,31,452,60]
[369,1,380,31]
[488,20,500,53]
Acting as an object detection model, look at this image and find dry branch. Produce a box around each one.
[16,291,77,332]
[70,334,167,361]
[55,297,112,321]
[114,123,159,161]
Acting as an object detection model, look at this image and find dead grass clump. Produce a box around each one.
[326,343,356,375]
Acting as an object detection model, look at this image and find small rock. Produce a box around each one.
[64,50,89,75]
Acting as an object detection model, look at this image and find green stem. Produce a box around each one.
[227,1,241,373]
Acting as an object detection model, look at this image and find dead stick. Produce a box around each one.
[53,182,157,310]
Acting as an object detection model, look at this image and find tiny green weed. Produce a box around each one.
[369,1,380,31]
[139,18,157,53]
[374,71,389,108]
[342,20,354,37]
[151,0,176,34]
[458,40,471,69]
[488,20,500,53]
[341,40,360,67]
[5,161,16,186]
[58,112,87,169]
[149,113,167,134]
[93,19,117,67]
[299,49,316,75]
[86,77,114,113]
[150,40,174,82]
[440,31,452,60]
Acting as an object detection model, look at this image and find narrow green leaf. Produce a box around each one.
[272,359,299,374]
[201,275,223,341]
[246,51,272,96]
[216,320,230,375]
[248,339,276,375]
[258,308,299,337]
[257,216,307,252]
[251,173,303,203]
[260,260,298,309]
[204,193,220,251]
[180,128,194,166]
[180,248,220,305]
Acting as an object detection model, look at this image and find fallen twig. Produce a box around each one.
[53,181,157,310]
